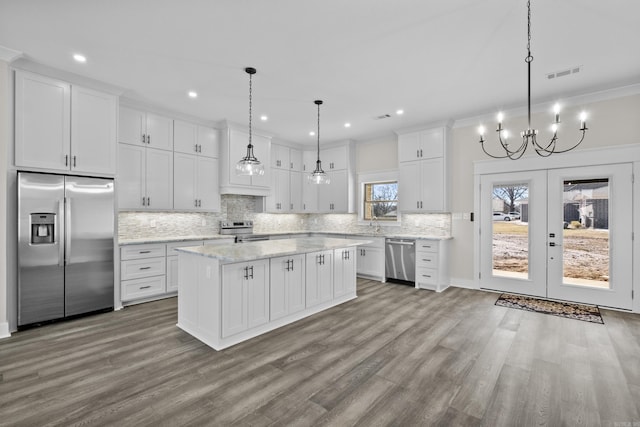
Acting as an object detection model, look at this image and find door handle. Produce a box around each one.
[549,242,562,247]
[57,199,64,266]
[64,197,71,266]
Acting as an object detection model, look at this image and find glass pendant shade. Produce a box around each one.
[237,67,264,176]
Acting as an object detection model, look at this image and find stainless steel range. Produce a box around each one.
[219,220,269,243]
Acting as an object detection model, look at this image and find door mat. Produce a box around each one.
[495,293,604,324]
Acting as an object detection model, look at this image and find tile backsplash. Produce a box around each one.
[119,194,451,240]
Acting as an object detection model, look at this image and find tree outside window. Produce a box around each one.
[364,181,398,221]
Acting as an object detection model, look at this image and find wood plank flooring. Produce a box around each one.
[1,279,639,426]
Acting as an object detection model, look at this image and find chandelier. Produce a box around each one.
[236,67,265,176]
[478,0,588,160]
[308,100,330,184]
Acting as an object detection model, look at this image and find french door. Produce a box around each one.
[479,164,633,310]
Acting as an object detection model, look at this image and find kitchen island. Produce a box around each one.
[176,237,371,350]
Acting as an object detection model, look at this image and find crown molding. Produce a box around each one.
[0,45,23,62]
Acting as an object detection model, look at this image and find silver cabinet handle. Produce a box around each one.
[141,134,146,143]
[420,149,423,157]
[147,197,150,206]
[73,156,76,167]
[139,266,151,270]
[417,149,420,158]
[140,285,151,290]
[146,135,151,144]
[142,197,146,206]
[139,250,151,254]
[64,154,69,166]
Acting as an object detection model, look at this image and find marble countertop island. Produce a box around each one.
[176,237,372,264]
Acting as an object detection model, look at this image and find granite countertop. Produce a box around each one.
[176,237,372,263]
[119,231,451,246]
[118,235,234,246]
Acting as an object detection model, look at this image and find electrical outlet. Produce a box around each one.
[150,220,157,228]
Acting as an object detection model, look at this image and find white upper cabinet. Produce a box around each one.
[174,153,220,211]
[14,70,116,175]
[300,141,355,213]
[398,127,444,162]
[118,144,173,210]
[397,126,449,212]
[290,149,303,172]
[174,120,219,158]
[271,143,290,169]
[219,124,271,196]
[71,86,117,175]
[119,106,173,151]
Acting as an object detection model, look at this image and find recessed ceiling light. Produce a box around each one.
[396,109,404,115]
[260,115,268,121]
[188,91,198,98]
[309,131,315,136]
[344,123,351,128]
[73,54,87,63]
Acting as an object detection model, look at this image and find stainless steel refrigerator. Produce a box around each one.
[18,172,114,326]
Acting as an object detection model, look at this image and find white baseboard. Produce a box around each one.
[0,321,10,339]
[449,277,478,290]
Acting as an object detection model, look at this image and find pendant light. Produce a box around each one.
[478,0,588,159]
[308,100,330,184]
[236,67,265,176]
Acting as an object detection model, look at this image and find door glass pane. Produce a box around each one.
[562,178,610,288]
[492,183,529,279]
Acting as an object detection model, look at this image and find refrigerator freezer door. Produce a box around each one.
[64,176,115,316]
[18,172,65,326]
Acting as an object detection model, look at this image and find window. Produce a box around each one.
[363,181,398,221]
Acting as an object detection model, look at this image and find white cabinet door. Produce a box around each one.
[302,178,319,212]
[290,149,303,171]
[318,170,348,212]
[356,245,384,278]
[290,171,303,212]
[421,157,444,211]
[271,144,290,169]
[324,145,348,170]
[14,71,70,171]
[221,263,248,337]
[173,152,198,210]
[145,148,174,209]
[420,128,444,159]
[197,157,220,211]
[305,251,333,307]
[398,132,421,163]
[221,260,269,337]
[71,85,117,175]
[117,144,146,209]
[173,120,199,155]
[398,160,422,212]
[267,168,290,212]
[247,260,269,329]
[118,106,146,146]
[197,125,219,158]
[145,113,173,151]
[270,254,305,320]
[334,248,356,298]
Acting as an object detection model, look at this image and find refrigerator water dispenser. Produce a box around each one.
[30,213,55,244]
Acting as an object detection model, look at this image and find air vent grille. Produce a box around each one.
[374,114,391,120]
[547,65,582,80]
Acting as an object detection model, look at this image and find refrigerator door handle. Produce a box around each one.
[58,199,64,267]
[65,197,71,266]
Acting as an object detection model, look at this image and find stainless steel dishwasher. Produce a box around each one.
[385,238,416,283]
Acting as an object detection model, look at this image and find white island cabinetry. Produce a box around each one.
[177,237,370,350]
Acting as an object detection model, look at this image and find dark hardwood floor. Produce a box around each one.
[1,279,639,426]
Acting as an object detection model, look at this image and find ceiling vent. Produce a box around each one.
[547,65,582,80]
[374,114,392,120]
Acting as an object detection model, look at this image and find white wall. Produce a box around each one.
[449,93,640,286]
[0,61,10,337]
[355,136,397,173]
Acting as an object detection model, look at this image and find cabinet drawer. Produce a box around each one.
[121,276,166,301]
[166,240,202,255]
[416,252,438,269]
[416,267,438,286]
[415,240,438,253]
[121,243,166,260]
[121,257,166,280]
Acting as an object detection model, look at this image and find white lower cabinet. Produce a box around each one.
[349,236,385,281]
[221,259,269,337]
[334,248,356,298]
[305,250,333,308]
[270,254,306,321]
[415,239,450,292]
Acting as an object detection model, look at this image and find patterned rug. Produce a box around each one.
[495,293,604,324]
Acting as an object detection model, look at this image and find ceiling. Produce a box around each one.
[1,0,639,145]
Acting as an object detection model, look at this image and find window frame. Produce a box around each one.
[358,170,401,226]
